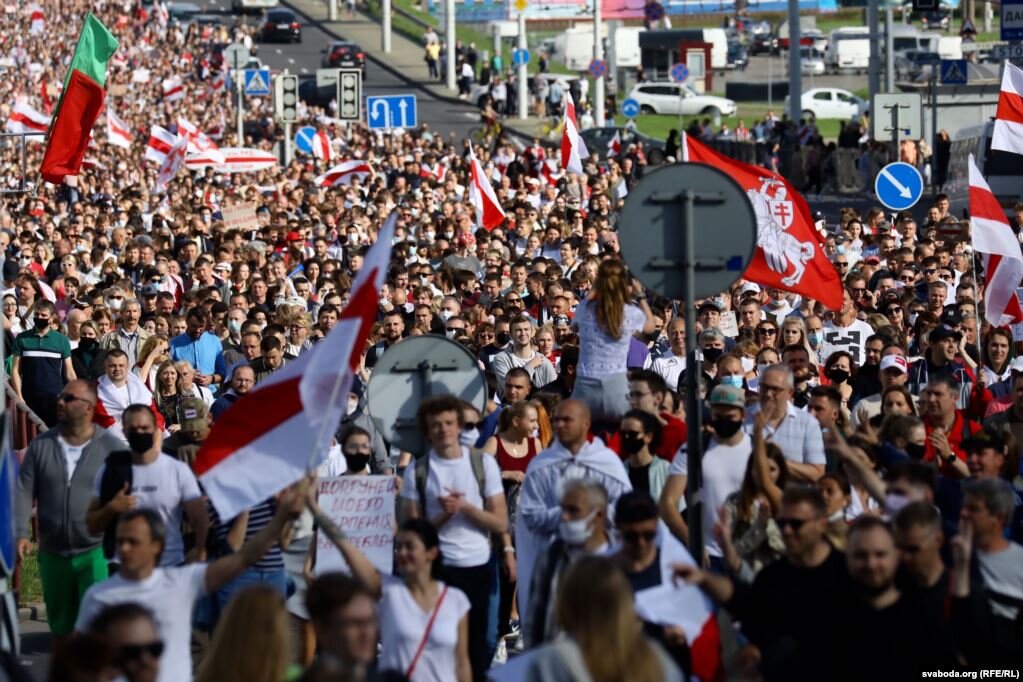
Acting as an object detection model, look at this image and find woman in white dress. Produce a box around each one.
[308,501,472,682]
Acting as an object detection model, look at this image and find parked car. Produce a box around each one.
[626,82,737,118]
[259,8,302,43]
[799,46,826,76]
[322,41,366,70]
[726,41,748,70]
[785,87,867,120]
[579,126,666,163]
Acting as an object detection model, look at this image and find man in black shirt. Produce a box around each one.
[674,485,848,681]
[893,501,949,623]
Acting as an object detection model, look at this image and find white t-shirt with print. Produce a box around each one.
[378,575,471,682]
[92,454,202,566]
[58,435,89,484]
[76,564,207,682]
[821,318,876,366]
[671,435,752,557]
[400,448,503,567]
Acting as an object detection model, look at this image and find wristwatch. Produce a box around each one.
[944,453,957,464]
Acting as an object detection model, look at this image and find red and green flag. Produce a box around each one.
[39,13,118,185]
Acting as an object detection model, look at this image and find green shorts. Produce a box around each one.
[38,546,108,635]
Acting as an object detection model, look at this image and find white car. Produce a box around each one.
[799,47,826,76]
[626,82,736,117]
[785,87,867,120]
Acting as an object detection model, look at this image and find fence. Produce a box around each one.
[5,380,45,606]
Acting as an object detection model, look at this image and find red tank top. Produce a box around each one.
[495,436,537,474]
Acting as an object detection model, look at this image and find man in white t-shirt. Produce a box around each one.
[86,405,209,567]
[400,395,508,680]
[75,483,309,682]
[659,385,751,567]
[490,315,557,391]
[820,288,876,366]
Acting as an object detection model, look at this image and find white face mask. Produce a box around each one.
[439,309,455,322]
[424,231,436,241]
[107,298,122,311]
[740,356,755,374]
[460,428,480,447]
[379,297,389,307]
[558,508,597,546]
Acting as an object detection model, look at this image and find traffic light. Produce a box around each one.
[337,68,362,122]
[912,0,938,11]
[275,73,300,124]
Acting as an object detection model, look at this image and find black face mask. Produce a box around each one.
[495,332,510,347]
[33,317,49,330]
[620,433,645,455]
[905,442,926,460]
[702,346,724,362]
[826,368,850,384]
[127,431,154,453]
[344,454,371,473]
[78,338,98,351]
[710,418,743,439]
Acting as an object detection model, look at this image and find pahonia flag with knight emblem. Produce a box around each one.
[681,132,843,311]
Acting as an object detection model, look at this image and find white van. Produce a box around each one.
[827,27,870,73]
[613,26,643,68]
[937,36,963,59]
[702,28,728,71]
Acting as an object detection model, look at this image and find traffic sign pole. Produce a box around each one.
[517,9,527,121]
[593,0,605,128]
[445,0,456,91]
[237,73,244,145]
[382,0,392,53]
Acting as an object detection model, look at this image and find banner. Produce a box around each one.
[315,476,396,576]
[221,202,258,233]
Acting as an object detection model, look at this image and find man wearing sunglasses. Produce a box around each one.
[89,602,162,682]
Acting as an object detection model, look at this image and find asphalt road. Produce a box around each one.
[205,0,481,139]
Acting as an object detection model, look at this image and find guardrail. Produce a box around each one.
[5,378,45,605]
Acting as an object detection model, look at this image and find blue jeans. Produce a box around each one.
[215,567,288,616]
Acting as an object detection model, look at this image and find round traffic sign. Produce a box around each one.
[644,1,664,21]
[619,164,757,299]
[621,97,641,118]
[588,59,608,78]
[874,162,924,211]
[512,48,530,67]
[671,63,690,83]
[224,43,250,71]
[294,126,316,154]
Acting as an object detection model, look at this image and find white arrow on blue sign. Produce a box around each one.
[295,126,317,154]
[367,95,418,130]
[621,98,640,118]
[874,162,924,211]
[512,49,530,67]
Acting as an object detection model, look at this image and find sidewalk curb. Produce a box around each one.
[280,0,538,142]
[18,603,46,622]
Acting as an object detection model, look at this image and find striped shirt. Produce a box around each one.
[209,498,283,571]
[12,328,71,398]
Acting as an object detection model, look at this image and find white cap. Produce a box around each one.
[880,355,909,374]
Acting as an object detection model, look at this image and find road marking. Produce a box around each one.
[288,58,295,64]
[275,49,282,54]
[462,112,477,119]
[301,67,309,73]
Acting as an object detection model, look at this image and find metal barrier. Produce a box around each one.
[5,380,45,605]
[834,148,861,195]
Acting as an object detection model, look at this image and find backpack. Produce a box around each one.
[98,450,135,559]
[414,448,487,513]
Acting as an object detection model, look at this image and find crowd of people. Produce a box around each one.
[2,1,1023,681]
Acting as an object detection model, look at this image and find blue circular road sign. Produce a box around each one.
[621,97,640,118]
[588,59,607,78]
[874,162,924,211]
[294,126,316,154]
[644,1,664,21]
[671,63,690,83]
[512,48,530,67]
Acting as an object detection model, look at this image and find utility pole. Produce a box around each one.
[236,71,244,145]
[383,0,392,52]
[329,0,337,21]
[445,0,456,91]
[868,0,880,100]
[885,4,894,91]
[518,10,528,120]
[593,0,605,127]
[786,0,801,123]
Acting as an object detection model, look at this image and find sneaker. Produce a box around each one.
[491,638,507,666]
[505,619,520,639]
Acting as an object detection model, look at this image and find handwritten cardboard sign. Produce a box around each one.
[315,476,396,576]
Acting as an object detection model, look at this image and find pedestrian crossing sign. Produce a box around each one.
[244,68,271,96]
[940,59,967,85]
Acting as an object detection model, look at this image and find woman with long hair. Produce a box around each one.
[822,350,857,408]
[196,585,294,682]
[867,384,918,429]
[133,335,169,392]
[780,317,817,366]
[570,258,656,422]
[309,511,472,682]
[71,320,106,381]
[526,556,682,682]
[982,328,1014,392]
[718,414,788,582]
[154,360,181,432]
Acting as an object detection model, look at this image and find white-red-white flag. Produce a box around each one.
[419,161,447,183]
[5,101,50,136]
[28,4,44,35]
[607,130,622,157]
[145,125,178,164]
[154,1,169,26]
[312,130,334,161]
[314,159,373,187]
[993,62,1023,156]
[177,117,225,163]
[194,213,397,519]
[106,110,133,149]
[155,136,187,191]
[468,144,506,230]
[162,76,185,102]
[969,153,1023,326]
[560,93,589,174]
